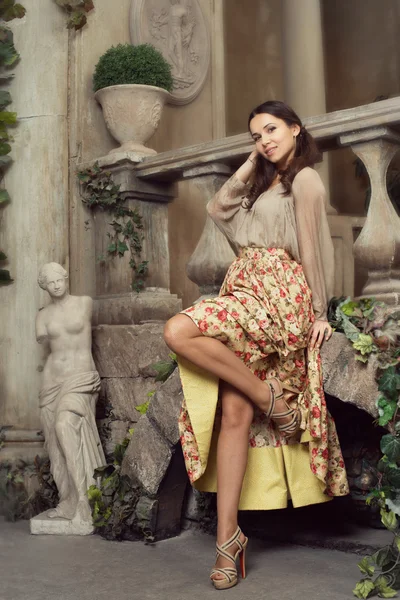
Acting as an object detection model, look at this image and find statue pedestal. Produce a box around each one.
[30,510,94,536]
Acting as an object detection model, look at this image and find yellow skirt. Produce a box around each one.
[178,247,349,510]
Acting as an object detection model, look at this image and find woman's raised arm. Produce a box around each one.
[206,153,256,222]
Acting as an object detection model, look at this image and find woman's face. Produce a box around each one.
[249,113,300,170]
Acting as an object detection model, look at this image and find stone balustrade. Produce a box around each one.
[134,96,400,303]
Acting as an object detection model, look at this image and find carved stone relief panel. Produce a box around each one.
[130,0,210,105]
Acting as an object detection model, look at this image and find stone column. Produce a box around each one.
[282,0,335,214]
[340,127,400,304]
[183,164,235,298]
[211,0,226,140]
[0,1,69,464]
[78,155,182,325]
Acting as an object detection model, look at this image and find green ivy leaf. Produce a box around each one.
[376,579,397,599]
[371,547,391,568]
[0,268,12,282]
[153,359,177,382]
[381,434,400,463]
[341,300,363,318]
[0,141,11,155]
[117,240,128,256]
[0,250,7,261]
[0,110,16,124]
[0,42,19,66]
[358,557,375,577]
[380,508,398,532]
[378,401,398,427]
[385,465,400,489]
[135,400,150,415]
[341,315,361,342]
[353,579,375,599]
[355,354,369,363]
[107,242,116,254]
[86,484,102,502]
[0,189,10,204]
[1,3,26,20]
[0,90,11,109]
[353,334,375,355]
[379,367,400,399]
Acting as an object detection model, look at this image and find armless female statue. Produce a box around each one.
[36,262,105,529]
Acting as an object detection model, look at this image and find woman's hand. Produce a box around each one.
[236,150,259,183]
[307,320,333,350]
[247,149,258,165]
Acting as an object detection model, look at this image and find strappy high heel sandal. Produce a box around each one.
[210,526,248,590]
[265,376,300,438]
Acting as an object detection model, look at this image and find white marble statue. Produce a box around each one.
[32,262,105,535]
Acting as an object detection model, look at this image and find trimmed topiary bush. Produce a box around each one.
[93,43,173,93]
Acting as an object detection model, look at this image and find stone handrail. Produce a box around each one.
[134,97,400,302]
[135,97,400,181]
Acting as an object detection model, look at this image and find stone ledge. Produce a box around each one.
[135,97,400,181]
[93,291,182,326]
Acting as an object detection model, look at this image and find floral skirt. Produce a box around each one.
[178,247,349,510]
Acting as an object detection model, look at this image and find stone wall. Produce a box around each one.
[92,323,188,540]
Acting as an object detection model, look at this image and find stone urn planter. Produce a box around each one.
[95,84,171,157]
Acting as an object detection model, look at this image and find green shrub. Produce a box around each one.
[93,43,173,93]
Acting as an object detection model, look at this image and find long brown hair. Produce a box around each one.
[246,100,321,208]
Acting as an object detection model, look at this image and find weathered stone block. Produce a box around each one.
[92,325,139,378]
[92,323,171,379]
[321,332,379,417]
[104,378,160,422]
[135,495,158,533]
[121,415,172,496]
[147,370,183,445]
[137,323,171,377]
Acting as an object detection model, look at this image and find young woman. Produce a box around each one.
[164,100,349,590]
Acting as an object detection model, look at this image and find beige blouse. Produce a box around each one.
[207,166,334,321]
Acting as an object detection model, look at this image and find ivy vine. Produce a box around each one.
[0,0,25,284]
[77,162,148,292]
[53,0,94,30]
[328,297,400,598]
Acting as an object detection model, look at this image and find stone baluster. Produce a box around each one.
[340,127,400,303]
[183,164,236,297]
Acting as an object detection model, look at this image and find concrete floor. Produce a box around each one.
[0,518,361,600]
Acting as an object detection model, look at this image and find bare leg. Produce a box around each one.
[212,382,253,581]
[164,314,293,418]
